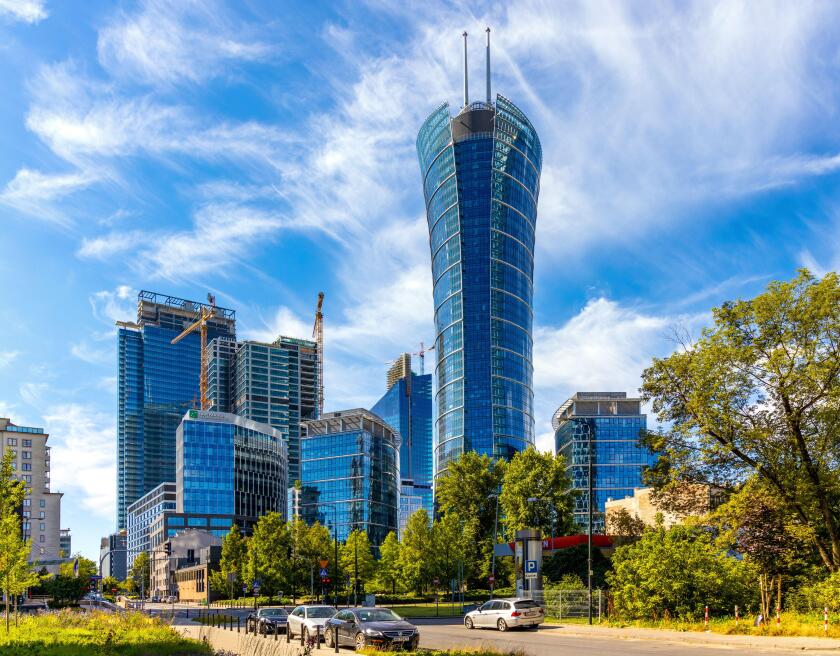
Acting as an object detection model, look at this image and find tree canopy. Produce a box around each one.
[641,270,840,571]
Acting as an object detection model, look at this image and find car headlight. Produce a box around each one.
[363,628,383,637]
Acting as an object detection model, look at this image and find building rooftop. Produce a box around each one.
[303,408,400,443]
[551,392,643,430]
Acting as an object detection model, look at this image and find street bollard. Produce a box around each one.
[735,605,739,626]
[776,606,781,626]
[275,626,278,641]
[238,617,241,633]
[317,625,321,649]
[286,624,290,643]
[825,608,829,634]
[334,626,339,654]
[704,606,709,631]
[301,627,305,646]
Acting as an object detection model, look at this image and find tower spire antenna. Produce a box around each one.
[462,31,469,107]
[485,27,491,104]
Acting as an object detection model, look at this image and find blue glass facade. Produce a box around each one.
[299,410,399,549]
[417,96,541,478]
[176,411,288,520]
[553,393,656,533]
[126,481,177,569]
[116,291,236,530]
[371,364,434,532]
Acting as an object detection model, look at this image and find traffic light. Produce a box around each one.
[164,542,171,556]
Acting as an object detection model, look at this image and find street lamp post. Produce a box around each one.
[488,493,500,598]
[330,504,339,608]
[585,421,594,625]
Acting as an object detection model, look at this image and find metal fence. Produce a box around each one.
[528,589,607,621]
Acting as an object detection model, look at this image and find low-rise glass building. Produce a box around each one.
[553,392,656,533]
[299,409,400,549]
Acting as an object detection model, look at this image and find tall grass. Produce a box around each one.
[0,609,212,655]
[608,612,840,638]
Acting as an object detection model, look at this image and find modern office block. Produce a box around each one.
[0,418,63,572]
[372,354,433,533]
[176,410,288,520]
[207,336,318,485]
[417,42,542,479]
[99,531,127,580]
[59,528,71,556]
[151,530,222,598]
[126,481,177,570]
[553,392,656,533]
[299,409,400,549]
[117,291,236,530]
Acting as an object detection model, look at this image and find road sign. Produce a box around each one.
[525,572,538,580]
[524,560,538,574]
[319,568,329,578]
[319,559,329,569]
[242,585,248,593]
[89,575,102,581]
[488,575,495,583]
[433,577,440,586]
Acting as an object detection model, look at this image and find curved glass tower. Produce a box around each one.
[417,92,541,479]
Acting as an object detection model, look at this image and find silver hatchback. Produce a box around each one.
[464,598,544,631]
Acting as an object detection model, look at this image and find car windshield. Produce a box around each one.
[307,607,335,618]
[357,609,402,622]
[514,600,540,609]
[262,609,287,617]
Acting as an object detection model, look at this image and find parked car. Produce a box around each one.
[247,607,289,634]
[165,595,177,603]
[464,598,544,631]
[150,595,160,603]
[324,607,419,651]
[288,605,336,641]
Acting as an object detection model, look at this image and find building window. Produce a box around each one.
[6,438,17,446]
[23,499,30,507]
[22,439,31,447]
[22,511,30,518]
[22,451,31,459]
[39,523,45,531]
[22,463,31,471]
[39,500,45,507]
[38,511,44,519]
[39,535,45,543]
[22,522,30,530]
[23,475,31,483]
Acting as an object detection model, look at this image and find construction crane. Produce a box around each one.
[413,341,436,376]
[312,292,324,416]
[171,293,217,411]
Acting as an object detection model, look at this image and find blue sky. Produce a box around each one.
[2,0,840,561]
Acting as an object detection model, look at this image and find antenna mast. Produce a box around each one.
[462,31,469,107]
[485,27,491,104]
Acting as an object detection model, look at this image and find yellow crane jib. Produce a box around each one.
[170,293,217,411]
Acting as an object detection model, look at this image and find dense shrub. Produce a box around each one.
[607,522,757,621]
[789,571,840,612]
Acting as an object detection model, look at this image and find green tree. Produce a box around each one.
[340,530,375,598]
[499,448,575,539]
[398,510,434,593]
[248,512,291,599]
[210,524,248,598]
[289,519,334,600]
[0,514,32,630]
[542,543,611,589]
[101,576,120,595]
[641,270,840,571]
[59,555,96,580]
[431,512,478,591]
[130,552,150,595]
[376,531,401,594]
[0,451,25,516]
[608,520,757,620]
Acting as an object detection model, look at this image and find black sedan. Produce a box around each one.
[246,607,289,634]
[324,607,419,651]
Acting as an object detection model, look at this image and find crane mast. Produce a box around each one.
[170,293,217,411]
[313,292,324,416]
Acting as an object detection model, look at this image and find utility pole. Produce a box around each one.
[489,493,500,598]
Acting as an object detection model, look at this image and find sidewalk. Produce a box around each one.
[543,623,840,652]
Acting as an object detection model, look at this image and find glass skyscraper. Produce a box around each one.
[117,291,236,530]
[299,409,399,549]
[417,91,542,478]
[371,354,433,532]
[176,410,288,519]
[553,392,656,533]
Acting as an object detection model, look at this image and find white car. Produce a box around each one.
[464,598,544,631]
[287,605,337,641]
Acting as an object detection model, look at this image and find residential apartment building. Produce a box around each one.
[1,418,63,572]
[126,482,176,570]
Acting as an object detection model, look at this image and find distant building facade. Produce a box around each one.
[553,393,656,533]
[206,336,318,485]
[604,485,727,532]
[174,544,222,604]
[126,482,177,570]
[151,531,221,598]
[371,354,434,533]
[116,291,236,530]
[100,531,127,581]
[300,409,400,549]
[1,418,63,572]
[59,529,71,556]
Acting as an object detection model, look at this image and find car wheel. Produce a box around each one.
[465,616,474,630]
[355,632,366,651]
[497,619,508,632]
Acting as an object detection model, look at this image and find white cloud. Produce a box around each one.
[0,351,20,368]
[19,382,48,407]
[42,404,116,518]
[97,0,271,85]
[0,0,47,23]
[0,168,94,223]
[70,342,112,366]
[77,231,146,260]
[89,285,136,326]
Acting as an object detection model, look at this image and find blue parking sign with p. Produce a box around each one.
[525,560,538,574]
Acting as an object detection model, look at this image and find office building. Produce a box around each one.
[299,409,399,549]
[1,418,63,572]
[207,336,318,484]
[372,354,433,533]
[151,531,221,598]
[553,393,656,533]
[416,33,541,479]
[174,544,222,604]
[117,290,236,530]
[604,485,727,533]
[100,531,127,580]
[176,409,288,520]
[59,528,71,556]
[126,482,177,570]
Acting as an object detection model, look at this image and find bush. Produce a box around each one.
[789,572,840,613]
[543,544,611,588]
[608,522,757,621]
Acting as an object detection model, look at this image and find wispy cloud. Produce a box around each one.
[77,231,147,260]
[97,0,271,85]
[89,285,136,327]
[70,342,112,366]
[0,0,47,23]
[0,168,94,223]
[0,351,20,368]
[19,381,48,406]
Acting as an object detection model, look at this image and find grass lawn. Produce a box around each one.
[389,602,464,618]
[602,613,840,639]
[0,609,213,655]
